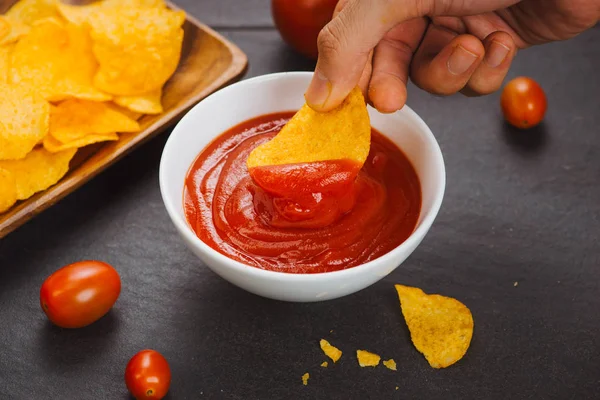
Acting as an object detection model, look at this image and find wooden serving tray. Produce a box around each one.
[0,0,248,238]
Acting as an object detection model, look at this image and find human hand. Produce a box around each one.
[305,0,600,113]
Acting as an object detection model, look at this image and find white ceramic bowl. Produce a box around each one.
[159,72,445,302]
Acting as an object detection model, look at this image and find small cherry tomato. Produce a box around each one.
[271,0,338,59]
[125,350,171,400]
[500,76,547,129]
[40,260,121,328]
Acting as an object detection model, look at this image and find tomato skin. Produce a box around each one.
[271,0,338,59]
[40,260,121,329]
[501,77,547,129]
[125,350,171,400]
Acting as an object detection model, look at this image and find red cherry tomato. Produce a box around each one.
[271,0,338,59]
[40,260,121,328]
[500,77,547,129]
[125,350,172,400]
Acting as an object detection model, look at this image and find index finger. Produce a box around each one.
[305,0,415,111]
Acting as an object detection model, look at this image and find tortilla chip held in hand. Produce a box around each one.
[395,284,474,369]
[246,86,371,169]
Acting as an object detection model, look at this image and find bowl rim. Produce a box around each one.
[159,71,446,282]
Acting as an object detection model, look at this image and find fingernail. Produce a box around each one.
[305,68,332,109]
[485,40,510,68]
[447,45,478,75]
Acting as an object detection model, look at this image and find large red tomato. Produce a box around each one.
[500,77,547,129]
[125,350,171,400]
[40,260,121,328]
[272,0,338,59]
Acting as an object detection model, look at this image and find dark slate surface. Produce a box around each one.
[182,0,272,28]
[0,1,599,398]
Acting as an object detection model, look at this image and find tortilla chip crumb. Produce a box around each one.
[356,350,381,367]
[320,339,342,362]
[395,386,399,390]
[321,361,328,368]
[383,359,397,371]
[302,372,309,386]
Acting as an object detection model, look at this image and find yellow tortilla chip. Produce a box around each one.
[356,350,380,367]
[114,107,143,121]
[395,285,474,369]
[0,168,17,213]
[320,361,328,368]
[107,103,143,121]
[49,99,139,142]
[0,43,14,83]
[247,87,371,168]
[114,89,163,115]
[301,372,309,386]
[43,132,119,153]
[55,1,98,25]
[10,18,111,102]
[57,0,167,25]
[87,6,185,95]
[0,147,75,200]
[0,83,50,160]
[119,0,166,6]
[319,339,342,363]
[1,0,62,44]
[0,17,10,42]
[383,359,397,371]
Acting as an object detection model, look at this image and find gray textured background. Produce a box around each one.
[0,1,599,399]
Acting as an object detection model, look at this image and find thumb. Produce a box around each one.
[305,0,420,112]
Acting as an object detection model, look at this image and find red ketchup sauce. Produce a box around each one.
[183,112,422,273]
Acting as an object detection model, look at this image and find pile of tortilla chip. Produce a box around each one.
[0,0,185,213]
